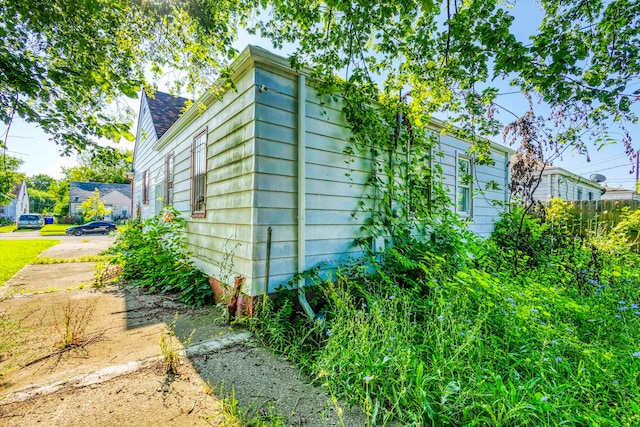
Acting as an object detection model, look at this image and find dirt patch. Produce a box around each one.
[192,345,370,426]
[0,284,236,397]
[0,362,224,427]
[0,237,370,426]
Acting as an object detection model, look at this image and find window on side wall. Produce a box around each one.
[577,188,583,201]
[191,129,207,216]
[165,153,174,206]
[456,155,472,216]
[142,170,150,205]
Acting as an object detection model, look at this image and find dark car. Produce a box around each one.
[65,221,117,236]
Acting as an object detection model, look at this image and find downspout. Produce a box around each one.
[297,74,315,320]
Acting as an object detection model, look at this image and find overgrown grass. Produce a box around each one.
[252,213,640,426]
[39,224,70,235]
[32,255,111,264]
[107,208,212,306]
[0,307,25,382]
[0,240,59,285]
[210,384,288,427]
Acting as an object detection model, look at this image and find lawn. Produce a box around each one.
[0,225,15,233]
[0,240,60,285]
[39,224,71,235]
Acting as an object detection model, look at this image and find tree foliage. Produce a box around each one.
[2,0,638,178]
[0,0,250,153]
[65,147,133,184]
[28,188,55,214]
[48,179,70,217]
[79,188,111,221]
[254,0,638,159]
[0,154,25,206]
[27,173,54,192]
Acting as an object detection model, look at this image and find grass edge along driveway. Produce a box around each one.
[0,240,60,285]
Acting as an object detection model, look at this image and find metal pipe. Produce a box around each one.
[297,74,315,320]
[263,226,272,306]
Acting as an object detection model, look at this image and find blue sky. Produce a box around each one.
[4,3,638,189]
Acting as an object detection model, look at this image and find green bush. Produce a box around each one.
[108,207,212,306]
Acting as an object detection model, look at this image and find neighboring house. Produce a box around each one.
[532,166,604,202]
[69,181,132,220]
[132,45,513,299]
[601,185,640,201]
[0,180,29,220]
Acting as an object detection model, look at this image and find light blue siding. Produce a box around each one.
[134,46,513,298]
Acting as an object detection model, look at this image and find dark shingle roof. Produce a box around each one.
[146,91,190,140]
[69,182,131,203]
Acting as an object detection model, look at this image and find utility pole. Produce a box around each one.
[633,151,640,193]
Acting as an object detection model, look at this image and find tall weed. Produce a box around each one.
[108,207,212,305]
[254,228,640,425]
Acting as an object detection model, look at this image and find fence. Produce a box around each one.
[543,199,640,251]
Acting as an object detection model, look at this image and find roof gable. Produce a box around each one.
[100,190,131,205]
[11,181,24,197]
[145,91,190,140]
[69,181,132,202]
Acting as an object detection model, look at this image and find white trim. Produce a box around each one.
[455,152,473,217]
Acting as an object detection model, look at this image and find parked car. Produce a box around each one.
[17,214,44,229]
[65,221,117,236]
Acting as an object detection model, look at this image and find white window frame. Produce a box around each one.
[142,169,150,205]
[164,152,174,206]
[456,153,472,217]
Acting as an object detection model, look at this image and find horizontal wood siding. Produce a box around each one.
[436,133,510,237]
[185,68,256,291]
[252,64,372,294]
[135,66,257,293]
[135,48,514,298]
[533,171,602,202]
[132,94,159,218]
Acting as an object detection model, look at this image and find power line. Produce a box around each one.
[568,156,633,172]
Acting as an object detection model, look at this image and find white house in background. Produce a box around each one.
[532,166,604,202]
[132,45,513,300]
[0,180,29,220]
[69,181,132,221]
[601,185,640,201]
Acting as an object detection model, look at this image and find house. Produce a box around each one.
[69,181,132,221]
[601,185,640,201]
[0,180,29,220]
[531,166,604,202]
[132,45,513,301]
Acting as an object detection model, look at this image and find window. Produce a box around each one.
[191,129,207,216]
[164,153,174,206]
[456,156,472,215]
[577,188,583,201]
[588,191,593,201]
[142,170,150,205]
